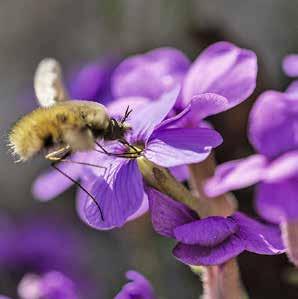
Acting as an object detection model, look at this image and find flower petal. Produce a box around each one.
[233,212,285,255]
[249,90,298,158]
[204,155,267,197]
[107,96,149,118]
[173,235,244,266]
[282,54,298,77]
[174,216,238,246]
[286,80,298,94]
[32,161,82,201]
[256,179,298,224]
[69,59,116,104]
[111,47,190,100]
[147,188,196,238]
[115,271,156,299]
[83,159,145,229]
[182,41,257,110]
[128,87,180,142]
[264,151,298,182]
[145,127,222,167]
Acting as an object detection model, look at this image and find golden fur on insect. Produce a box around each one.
[8,100,110,161]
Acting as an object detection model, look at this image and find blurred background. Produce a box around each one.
[1,1,298,298]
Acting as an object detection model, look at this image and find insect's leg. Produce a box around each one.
[45,145,71,161]
[50,163,104,221]
[119,138,139,153]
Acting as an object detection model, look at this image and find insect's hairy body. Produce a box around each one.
[9,100,128,161]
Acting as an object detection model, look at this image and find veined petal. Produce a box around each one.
[145,127,222,167]
[147,188,196,238]
[256,179,298,224]
[83,159,145,229]
[173,235,244,266]
[233,212,285,255]
[111,47,190,100]
[174,216,238,246]
[107,96,149,118]
[204,155,267,197]
[128,87,180,142]
[282,54,298,77]
[182,41,257,110]
[186,93,230,125]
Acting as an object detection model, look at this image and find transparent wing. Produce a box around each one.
[34,58,69,107]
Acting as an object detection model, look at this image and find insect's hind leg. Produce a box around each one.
[45,145,71,161]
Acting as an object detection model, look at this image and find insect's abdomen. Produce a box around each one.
[8,101,110,161]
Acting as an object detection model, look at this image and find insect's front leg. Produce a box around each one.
[45,145,71,162]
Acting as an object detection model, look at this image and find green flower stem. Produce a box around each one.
[137,157,205,216]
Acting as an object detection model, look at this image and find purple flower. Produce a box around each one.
[148,188,284,266]
[111,42,257,126]
[76,87,222,229]
[0,214,96,299]
[68,59,117,105]
[114,271,157,299]
[205,90,298,224]
[17,271,78,299]
[283,54,298,78]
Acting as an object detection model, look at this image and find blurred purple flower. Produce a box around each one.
[68,59,118,105]
[204,89,298,265]
[283,54,298,77]
[111,42,257,126]
[114,271,156,299]
[17,271,78,299]
[205,90,298,223]
[148,188,284,266]
[0,214,96,299]
[76,87,222,230]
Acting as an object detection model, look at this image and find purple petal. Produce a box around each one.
[129,87,180,142]
[173,235,244,266]
[68,59,116,104]
[286,80,298,94]
[0,296,11,299]
[264,151,298,182]
[107,96,149,118]
[32,160,82,201]
[233,212,285,255]
[174,216,238,246]
[112,47,190,100]
[185,93,230,125]
[256,179,298,224]
[170,165,189,181]
[83,159,145,229]
[147,188,196,238]
[115,271,156,299]
[249,90,298,158]
[145,127,222,167]
[204,155,267,197]
[182,41,257,111]
[282,54,298,77]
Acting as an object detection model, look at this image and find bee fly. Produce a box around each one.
[8,58,132,220]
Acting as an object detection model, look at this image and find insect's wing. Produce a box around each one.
[34,58,69,107]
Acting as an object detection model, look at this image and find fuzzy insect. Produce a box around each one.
[8,58,132,220]
[8,58,130,162]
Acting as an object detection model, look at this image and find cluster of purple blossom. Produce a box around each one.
[3,41,298,298]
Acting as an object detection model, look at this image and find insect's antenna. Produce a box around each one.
[121,106,133,123]
[51,163,104,221]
